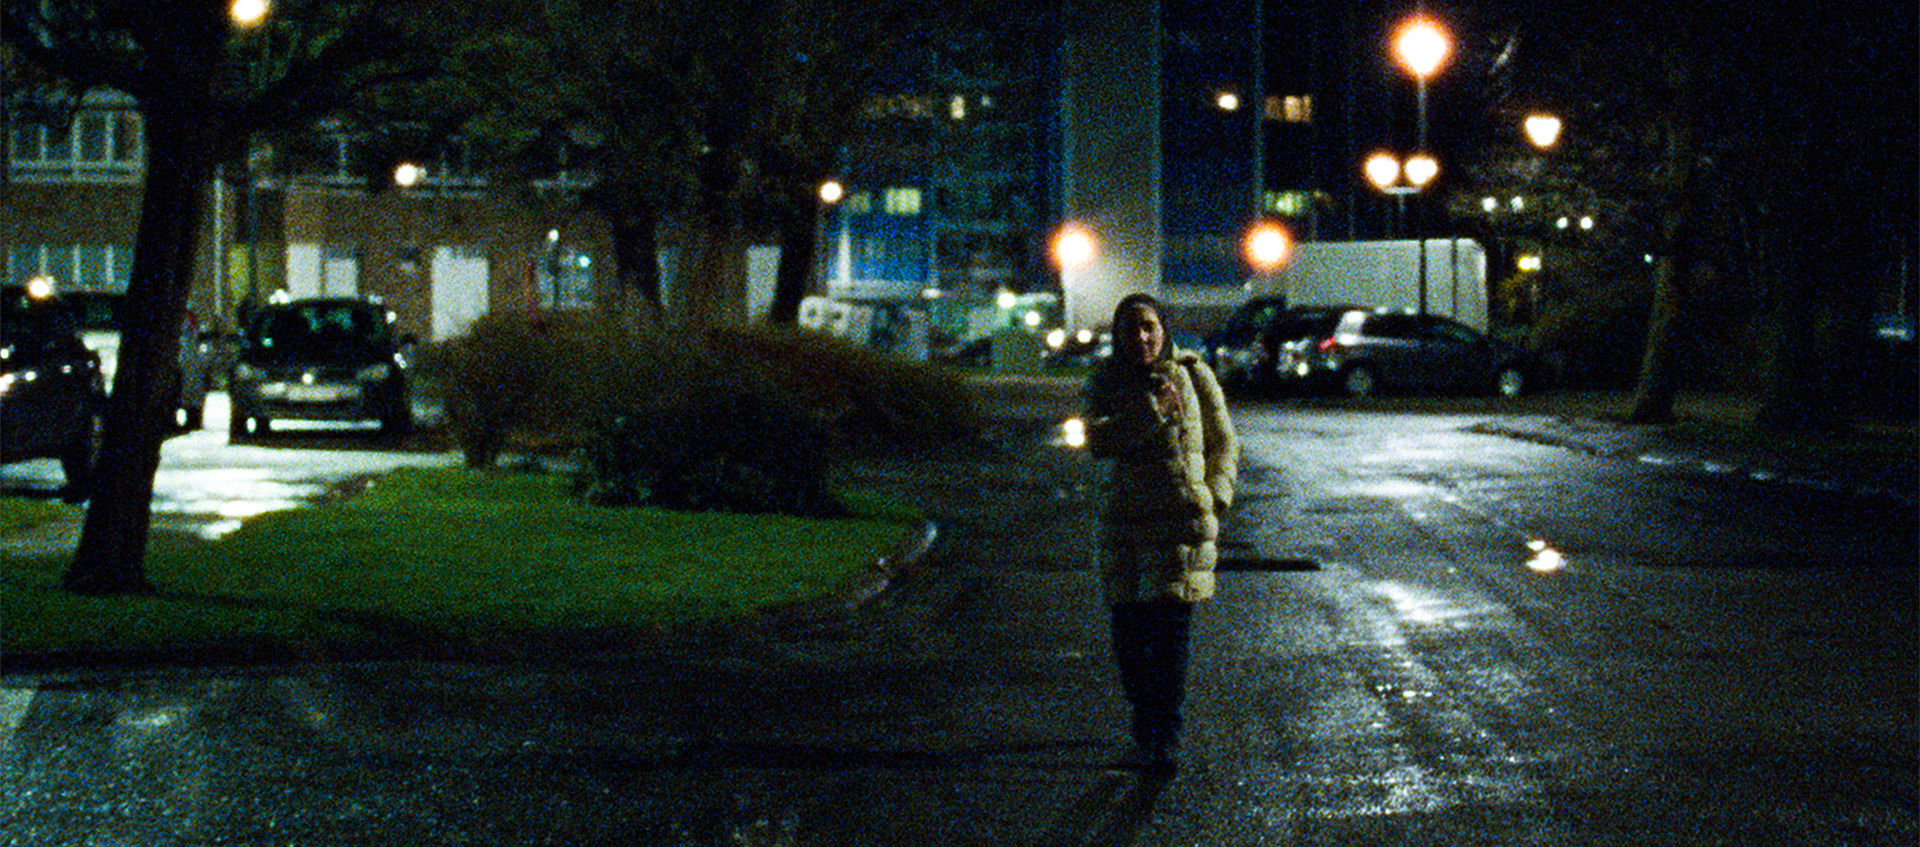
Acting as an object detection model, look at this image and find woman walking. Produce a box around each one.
[1083,293,1238,774]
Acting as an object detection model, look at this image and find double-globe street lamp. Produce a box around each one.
[1382,11,1453,318]
[1365,150,1439,314]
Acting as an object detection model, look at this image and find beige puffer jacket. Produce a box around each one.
[1084,351,1238,603]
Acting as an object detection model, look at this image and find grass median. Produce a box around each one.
[1,468,921,656]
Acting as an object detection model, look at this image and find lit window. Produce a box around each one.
[78,244,108,287]
[112,113,143,162]
[45,127,71,161]
[8,246,44,285]
[1264,95,1314,123]
[1284,95,1313,123]
[949,95,967,120]
[884,187,922,216]
[79,114,109,162]
[845,192,873,214]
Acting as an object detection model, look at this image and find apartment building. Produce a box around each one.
[4,91,613,342]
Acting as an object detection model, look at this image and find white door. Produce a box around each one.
[431,247,490,340]
[285,244,323,299]
[322,247,359,297]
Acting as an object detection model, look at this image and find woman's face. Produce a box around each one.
[1119,304,1164,366]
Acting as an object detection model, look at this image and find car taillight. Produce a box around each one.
[1317,337,1343,356]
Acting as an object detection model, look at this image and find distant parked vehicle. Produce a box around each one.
[60,290,212,429]
[227,297,415,439]
[1277,309,1536,398]
[0,285,105,500]
[1206,300,1365,393]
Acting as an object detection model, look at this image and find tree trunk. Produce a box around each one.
[676,204,751,330]
[607,204,663,322]
[1628,251,1693,424]
[63,97,215,595]
[766,192,818,325]
[1627,43,1699,425]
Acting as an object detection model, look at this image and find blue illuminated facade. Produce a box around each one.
[820,0,1391,326]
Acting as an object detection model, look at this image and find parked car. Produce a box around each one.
[0,285,105,500]
[60,290,212,430]
[1277,309,1535,398]
[227,297,415,439]
[1206,300,1366,393]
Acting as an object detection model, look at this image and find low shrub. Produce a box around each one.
[580,378,840,516]
[419,311,978,516]
[705,323,981,448]
[417,310,670,468]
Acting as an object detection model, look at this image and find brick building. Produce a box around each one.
[4,91,616,342]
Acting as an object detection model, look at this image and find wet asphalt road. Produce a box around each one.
[1,395,1914,845]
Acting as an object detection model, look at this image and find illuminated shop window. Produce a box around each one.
[884,187,923,216]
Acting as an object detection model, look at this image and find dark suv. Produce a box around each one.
[0,285,105,500]
[1206,298,1366,393]
[62,291,212,430]
[228,297,415,439]
[1277,309,1534,398]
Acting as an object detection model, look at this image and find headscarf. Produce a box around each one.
[1090,292,1173,405]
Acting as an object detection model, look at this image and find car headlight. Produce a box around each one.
[233,363,265,382]
[355,363,394,382]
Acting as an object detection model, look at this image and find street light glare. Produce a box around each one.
[393,162,422,188]
[1524,113,1564,149]
[1404,153,1439,188]
[1243,221,1293,272]
[1051,223,1097,271]
[1393,16,1452,79]
[1364,152,1401,191]
[818,179,845,204]
[230,0,270,26]
[1215,91,1242,112]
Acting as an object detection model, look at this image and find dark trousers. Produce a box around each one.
[1109,599,1194,747]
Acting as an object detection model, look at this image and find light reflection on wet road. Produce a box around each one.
[0,392,458,542]
[1,401,1912,845]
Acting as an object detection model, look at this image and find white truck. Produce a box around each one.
[1252,238,1488,331]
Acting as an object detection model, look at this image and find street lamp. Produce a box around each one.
[1363,151,1440,316]
[1524,113,1563,150]
[1050,221,1097,330]
[1363,151,1436,234]
[1389,13,1451,319]
[230,0,270,27]
[1051,221,1097,272]
[230,0,274,317]
[1243,220,1293,274]
[1391,14,1452,150]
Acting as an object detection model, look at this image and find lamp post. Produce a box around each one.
[1392,13,1452,150]
[1364,151,1438,315]
[230,1,272,318]
[1389,12,1451,320]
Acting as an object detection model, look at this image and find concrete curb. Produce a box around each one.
[0,518,945,676]
[1467,416,1918,506]
[719,518,941,642]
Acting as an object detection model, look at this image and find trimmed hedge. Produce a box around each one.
[418,311,977,516]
